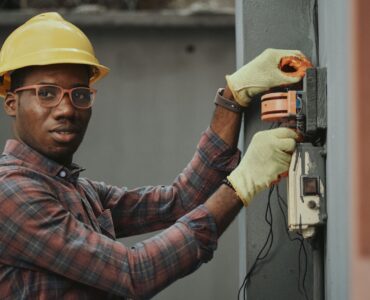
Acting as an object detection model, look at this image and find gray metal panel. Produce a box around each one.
[317,0,350,299]
[0,23,238,300]
[304,68,318,135]
[316,68,327,130]
[238,0,317,299]
[235,0,248,291]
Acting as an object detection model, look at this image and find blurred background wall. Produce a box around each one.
[0,0,234,10]
[0,2,238,299]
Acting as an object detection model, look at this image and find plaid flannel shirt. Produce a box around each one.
[0,128,240,299]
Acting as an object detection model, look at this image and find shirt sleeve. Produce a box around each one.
[0,170,217,299]
[90,127,241,237]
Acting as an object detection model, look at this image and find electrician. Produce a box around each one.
[0,12,309,299]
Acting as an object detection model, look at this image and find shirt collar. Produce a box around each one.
[2,139,85,180]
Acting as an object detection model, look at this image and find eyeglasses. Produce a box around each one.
[13,84,97,109]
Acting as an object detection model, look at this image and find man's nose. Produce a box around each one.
[53,92,75,118]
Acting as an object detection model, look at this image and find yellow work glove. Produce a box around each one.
[228,128,298,206]
[226,48,311,107]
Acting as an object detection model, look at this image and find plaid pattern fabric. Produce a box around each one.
[0,128,240,299]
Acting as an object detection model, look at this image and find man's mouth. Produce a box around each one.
[50,127,80,143]
[55,130,75,135]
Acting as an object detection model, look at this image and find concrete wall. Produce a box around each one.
[0,14,238,299]
[238,0,317,299]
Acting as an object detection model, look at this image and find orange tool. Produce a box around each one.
[261,91,299,122]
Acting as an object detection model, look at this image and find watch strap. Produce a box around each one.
[214,88,244,113]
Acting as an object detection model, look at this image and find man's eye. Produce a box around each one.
[72,89,91,105]
[38,87,57,99]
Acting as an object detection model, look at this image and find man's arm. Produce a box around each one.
[210,86,242,149]
[0,172,218,299]
[207,86,244,236]
[205,184,243,236]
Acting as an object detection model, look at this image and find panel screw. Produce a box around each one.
[308,200,317,209]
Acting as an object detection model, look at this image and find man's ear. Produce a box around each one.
[4,92,17,117]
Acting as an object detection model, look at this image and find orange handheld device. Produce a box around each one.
[261,90,305,139]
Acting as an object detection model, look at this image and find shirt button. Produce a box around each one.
[59,170,67,178]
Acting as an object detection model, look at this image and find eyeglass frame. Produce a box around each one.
[12,84,97,110]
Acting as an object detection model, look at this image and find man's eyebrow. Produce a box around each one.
[37,82,89,88]
[72,83,89,88]
[37,81,56,85]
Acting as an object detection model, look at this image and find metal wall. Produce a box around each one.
[237,0,350,299]
[237,0,317,299]
[0,16,238,299]
[318,0,349,299]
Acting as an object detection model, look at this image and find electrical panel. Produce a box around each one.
[287,68,327,238]
[261,67,327,238]
[288,143,326,238]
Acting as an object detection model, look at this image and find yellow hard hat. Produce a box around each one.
[0,12,109,98]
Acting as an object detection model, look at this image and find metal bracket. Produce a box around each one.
[301,67,327,142]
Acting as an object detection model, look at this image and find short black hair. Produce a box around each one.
[10,66,34,92]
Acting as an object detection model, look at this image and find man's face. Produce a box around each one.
[4,64,92,165]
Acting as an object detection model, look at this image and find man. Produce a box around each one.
[0,12,309,299]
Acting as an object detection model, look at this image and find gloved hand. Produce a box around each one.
[226,48,312,107]
[228,127,298,206]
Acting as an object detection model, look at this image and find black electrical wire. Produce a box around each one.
[298,238,309,300]
[238,186,275,300]
[236,183,310,300]
[269,121,281,129]
[237,122,310,299]
[276,185,309,300]
[237,117,282,300]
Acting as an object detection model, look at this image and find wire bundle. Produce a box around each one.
[237,184,309,300]
[276,185,309,300]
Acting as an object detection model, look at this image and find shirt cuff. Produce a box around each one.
[197,127,241,173]
[178,205,218,264]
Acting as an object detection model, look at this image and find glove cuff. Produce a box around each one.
[227,174,253,207]
[225,74,251,107]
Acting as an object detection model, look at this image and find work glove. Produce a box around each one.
[226,48,312,107]
[228,127,298,206]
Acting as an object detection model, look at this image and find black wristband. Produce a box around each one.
[222,177,236,192]
[214,88,244,113]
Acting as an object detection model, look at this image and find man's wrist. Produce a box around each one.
[210,86,242,149]
[214,88,245,113]
[223,85,235,100]
[204,184,243,236]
